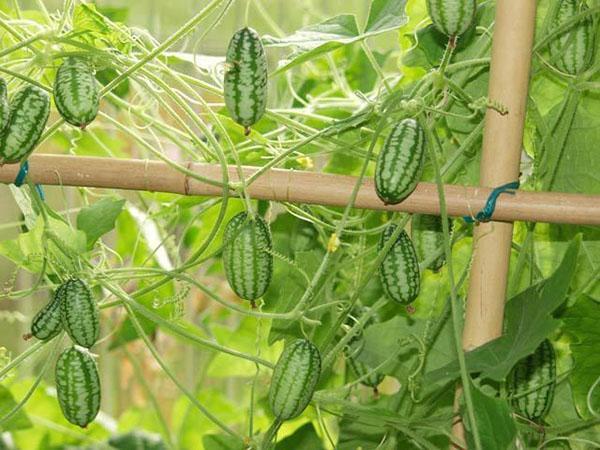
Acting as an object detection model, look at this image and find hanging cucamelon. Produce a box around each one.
[269,339,321,421]
[0,85,50,164]
[26,284,65,341]
[55,347,101,428]
[344,307,384,390]
[0,78,9,133]
[426,0,477,37]
[223,27,268,135]
[222,212,273,304]
[109,431,167,450]
[53,57,100,128]
[60,278,99,348]
[375,118,426,205]
[548,0,595,76]
[412,214,452,272]
[378,224,420,305]
[507,339,557,423]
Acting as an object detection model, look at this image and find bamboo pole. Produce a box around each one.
[0,154,598,225]
[454,0,538,446]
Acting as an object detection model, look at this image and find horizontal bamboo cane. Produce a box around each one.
[0,154,598,225]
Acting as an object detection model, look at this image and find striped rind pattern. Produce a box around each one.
[60,279,99,348]
[223,212,273,301]
[269,339,321,420]
[411,214,450,272]
[109,431,167,450]
[426,0,477,36]
[55,347,101,428]
[375,118,425,205]
[508,339,556,423]
[0,85,50,164]
[0,78,9,132]
[224,27,268,129]
[378,225,420,304]
[348,356,384,389]
[548,0,595,76]
[53,57,100,128]
[31,285,65,341]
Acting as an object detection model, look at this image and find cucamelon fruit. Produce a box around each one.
[548,0,595,76]
[54,57,100,128]
[375,118,425,205]
[55,346,101,428]
[347,356,385,390]
[269,339,321,420]
[411,214,452,272]
[109,431,167,450]
[507,339,556,423]
[27,284,65,341]
[0,85,50,164]
[378,224,420,305]
[426,0,477,37]
[0,78,9,133]
[222,212,273,304]
[60,278,99,348]
[224,27,268,135]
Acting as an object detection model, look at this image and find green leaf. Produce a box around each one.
[201,434,243,450]
[77,197,125,248]
[263,5,408,75]
[71,3,132,53]
[563,295,600,418]
[0,384,32,432]
[276,423,324,449]
[364,0,408,34]
[548,94,600,194]
[463,381,516,450]
[428,236,580,382]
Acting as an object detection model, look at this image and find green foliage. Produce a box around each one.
[0,0,598,448]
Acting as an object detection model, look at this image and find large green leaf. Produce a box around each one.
[563,295,600,418]
[463,381,516,450]
[276,423,324,449]
[428,236,580,383]
[263,0,407,75]
[77,196,125,248]
[0,385,32,432]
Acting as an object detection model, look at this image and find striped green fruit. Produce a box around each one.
[426,0,477,37]
[347,356,385,390]
[269,339,321,420]
[0,78,9,132]
[411,214,452,272]
[378,224,420,305]
[507,339,556,423]
[224,27,268,135]
[375,118,425,205]
[55,347,101,428]
[109,431,167,450]
[54,57,100,128]
[548,0,595,76]
[222,212,273,302]
[0,85,50,164]
[29,285,65,341]
[60,278,99,348]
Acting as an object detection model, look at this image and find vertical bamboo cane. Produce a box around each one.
[453,0,537,446]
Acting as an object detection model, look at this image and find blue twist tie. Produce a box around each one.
[14,161,29,187]
[14,160,45,201]
[463,181,519,224]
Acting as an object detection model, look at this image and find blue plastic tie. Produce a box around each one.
[14,160,46,200]
[14,161,29,187]
[463,181,520,224]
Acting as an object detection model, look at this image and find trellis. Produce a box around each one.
[0,0,598,447]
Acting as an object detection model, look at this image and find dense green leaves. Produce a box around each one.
[563,295,600,418]
[429,236,580,383]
